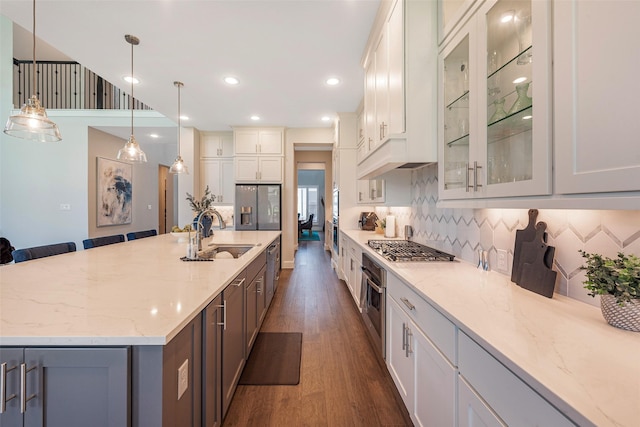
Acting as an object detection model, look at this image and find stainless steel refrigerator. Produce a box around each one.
[235,184,281,230]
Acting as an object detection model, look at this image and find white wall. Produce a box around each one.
[0,110,176,251]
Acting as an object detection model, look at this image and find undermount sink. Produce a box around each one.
[198,244,254,260]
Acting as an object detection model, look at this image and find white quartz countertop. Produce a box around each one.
[0,231,280,346]
[343,229,640,427]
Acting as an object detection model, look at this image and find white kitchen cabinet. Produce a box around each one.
[358,0,438,179]
[357,178,385,204]
[357,169,412,206]
[438,0,552,201]
[234,157,282,183]
[200,131,233,158]
[387,295,457,427]
[233,128,283,155]
[439,0,477,44]
[458,375,506,427]
[386,272,457,427]
[554,0,640,194]
[345,236,363,307]
[201,159,234,204]
[339,231,348,283]
[458,331,574,427]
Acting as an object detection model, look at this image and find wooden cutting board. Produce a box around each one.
[511,209,538,284]
[519,244,557,298]
[514,221,547,285]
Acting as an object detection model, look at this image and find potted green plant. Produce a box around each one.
[580,250,640,332]
[186,185,216,237]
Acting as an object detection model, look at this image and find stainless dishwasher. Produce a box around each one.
[266,238,280,307]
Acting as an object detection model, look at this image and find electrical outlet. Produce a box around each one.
[147,204,152,210]
[177,359,188,400]
[497,249,508,274]
[59,204,71,211]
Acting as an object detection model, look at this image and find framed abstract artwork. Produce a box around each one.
[97,157,132,226]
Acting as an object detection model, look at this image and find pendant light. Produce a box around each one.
[168,81,188,174]
[3,0,62,142]
[117,34,147,163]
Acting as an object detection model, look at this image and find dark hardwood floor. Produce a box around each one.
[223,236,412,426]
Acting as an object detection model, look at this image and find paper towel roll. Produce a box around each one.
[385,215,396,238]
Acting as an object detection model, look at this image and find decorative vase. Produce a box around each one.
[600,294,640,332]
[508,82,532,114]
[489,98,507,124]
[193,213,213,238]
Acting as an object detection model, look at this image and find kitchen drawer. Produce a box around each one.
[458,332,574,427]
[246,250,266,282]
[387,271,456,364]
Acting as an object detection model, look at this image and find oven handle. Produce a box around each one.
[363,274,383,294]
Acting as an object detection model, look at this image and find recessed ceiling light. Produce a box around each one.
[124,76,139,84]
[321,116,331,122]
[149,133,159,138]
[251,115,260,121]
[180,115,189,121]
[326,77,340,86]
[224,76,239,85]
[513,77,527,84]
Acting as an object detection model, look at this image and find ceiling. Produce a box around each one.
[1,0,381,145]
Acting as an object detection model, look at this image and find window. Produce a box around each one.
[297,186,318,224]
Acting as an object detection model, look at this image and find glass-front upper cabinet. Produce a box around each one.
[441,31,472,195]
[439,0,551,201]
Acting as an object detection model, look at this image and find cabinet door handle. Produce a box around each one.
[257,278,263,294]
[219,195,223,203]
[20,364,36,414]
[1,362,18,413]
[466,162,472,192]
[473,161,483,192]
[400,297,415,311]
[232,278,246,287]
[401,323,407,351]
[406,328,413,357]
[216,301,227,330]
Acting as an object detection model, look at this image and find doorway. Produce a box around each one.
[297,168,325,232]
[158,165,175,234]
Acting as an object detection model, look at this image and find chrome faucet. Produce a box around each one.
[196,208,227,251]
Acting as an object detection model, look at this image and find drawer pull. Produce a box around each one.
[401,297,416,311]
[1,362,17,413]
[20,364,36,413]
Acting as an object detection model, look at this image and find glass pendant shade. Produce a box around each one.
[169,81,188,174]
[117,135,147,162]
[117,34,146,163]
[3,0,61,142]
[169,156,188,174]
[4,96,62,142]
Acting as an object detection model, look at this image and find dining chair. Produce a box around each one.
[12,242,77,263]
[83,234,125,250]
[126,229,158,241]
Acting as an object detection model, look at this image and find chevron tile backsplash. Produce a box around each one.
[401,164,640,307]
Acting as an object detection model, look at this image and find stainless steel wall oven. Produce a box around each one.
[361,252,386,359]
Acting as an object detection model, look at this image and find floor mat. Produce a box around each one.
[239,332,302,385]
[298,231,320,241]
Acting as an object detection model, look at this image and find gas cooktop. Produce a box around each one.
[367,240,456,262]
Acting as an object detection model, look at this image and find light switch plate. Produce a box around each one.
[497,249,508,274]
[177,359,188,399]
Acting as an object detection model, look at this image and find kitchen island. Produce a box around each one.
[344,229,640,427]
[0,230,280,426]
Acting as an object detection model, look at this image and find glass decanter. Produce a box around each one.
[489,98,507,124]
[508,82,532,114]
